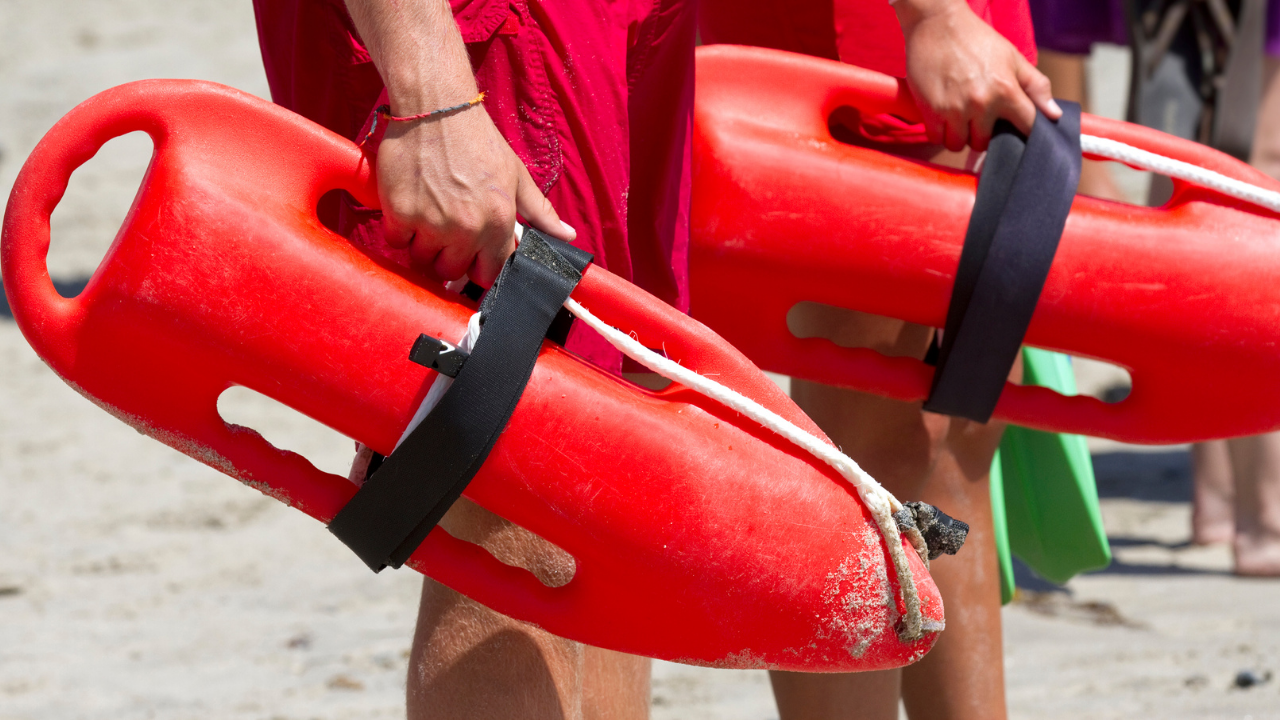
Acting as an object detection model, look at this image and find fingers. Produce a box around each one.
[469,234,514,287]
[969,85,1013,151]
[423,208,515,285]
[968,116,991,152]
[433,241,479,284]
[515,164,577,243]
[467,214,516,287]
[372,118,574,289]
[942,118,968,153]
[381,210,417,249]
[918,107,970,153]
[961,64,1044,145]
[1017,60,1063,121]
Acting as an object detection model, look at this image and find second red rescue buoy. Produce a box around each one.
[691,44,1280,445]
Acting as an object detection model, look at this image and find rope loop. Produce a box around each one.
[1080,134,1280,214]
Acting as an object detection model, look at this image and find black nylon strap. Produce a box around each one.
[328,228,591,571]
[923,103,1081,422]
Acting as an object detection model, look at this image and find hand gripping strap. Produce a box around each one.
[328,229,592,572]
[923,102,1082,423]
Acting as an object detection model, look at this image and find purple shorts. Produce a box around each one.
[1028,0,1126,54]
[1031,0,1280,57]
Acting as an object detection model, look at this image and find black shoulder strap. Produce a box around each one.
[328,228,591,572]
[923,102,1081,423]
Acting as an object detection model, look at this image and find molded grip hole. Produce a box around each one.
[216,386,354,478]
[826,106,958,166]
[316,188,364,234]
[787,302,1134,403]
[1071,357,1132,404]
[827,104,1154,205]
[787,302,934,358]
[47,131,154,295]
[438,497,576,589]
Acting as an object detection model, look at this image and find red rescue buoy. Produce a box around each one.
[691,45,1280,445]
[2,79,942,671]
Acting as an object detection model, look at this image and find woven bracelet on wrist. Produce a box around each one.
[359,91,487,147]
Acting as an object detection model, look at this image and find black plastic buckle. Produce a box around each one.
[409,334,470,378]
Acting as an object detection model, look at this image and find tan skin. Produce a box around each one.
[344,0,574,287]
[343,0,1057,716]
[773,309,1015,720]
[1189,59,1280,577]
[1035,50,1129,201]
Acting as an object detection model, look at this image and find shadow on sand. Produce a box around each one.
[1091,449,1192,503]
[1015,447,1233,590]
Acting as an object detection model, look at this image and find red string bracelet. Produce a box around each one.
[359,91,487,147]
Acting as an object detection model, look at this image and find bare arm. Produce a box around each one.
[345,0,574,285]
[893,0,1062,151]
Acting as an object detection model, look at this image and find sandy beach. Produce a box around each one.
[1,2,1278,718]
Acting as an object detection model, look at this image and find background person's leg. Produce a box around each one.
[1215,55,1280,579]
[1226,433,1280,576]
[1250,57,1280,178]
[1036,49,1128,201]
[1190,441,1235,545]
[406,498,651,720]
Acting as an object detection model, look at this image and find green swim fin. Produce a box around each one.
[992,348,1112,604]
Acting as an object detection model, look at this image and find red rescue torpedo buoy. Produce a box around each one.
[690,45,1280,445]
[1,79,943,671]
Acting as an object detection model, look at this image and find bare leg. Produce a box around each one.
[1036,49,1128,202]
[1226,433,1280,576]
[1190,441,1235,545]
[1248,57,1280,179]
[899,418,1005,720]
[1203,57,1280,577]
[771,669,902,720]
[582,647,652,719]
[772,305,1008,720]
[406,498,651,720]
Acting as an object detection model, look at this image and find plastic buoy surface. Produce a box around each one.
[1,79,941,671]
[691,45,1280,445]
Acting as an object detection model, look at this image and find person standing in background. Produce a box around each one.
[1191,1,1280,575]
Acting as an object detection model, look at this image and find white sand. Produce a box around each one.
[1,3,1277,718]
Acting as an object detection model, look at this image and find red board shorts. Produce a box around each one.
[253,0,696,375]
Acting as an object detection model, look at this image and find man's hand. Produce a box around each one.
[347,0,574,287]
[376,100,572,286]
[895,0,1061,151]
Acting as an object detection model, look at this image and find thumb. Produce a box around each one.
[1016,59,1063,123]
[515,164,577,243]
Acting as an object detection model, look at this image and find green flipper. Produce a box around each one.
[992,348,1111,604]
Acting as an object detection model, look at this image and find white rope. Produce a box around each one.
[563,297,928,641]
[1081,134,1280,214]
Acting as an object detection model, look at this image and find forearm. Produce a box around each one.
[344,0,477,115]
[891,0,969,34]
